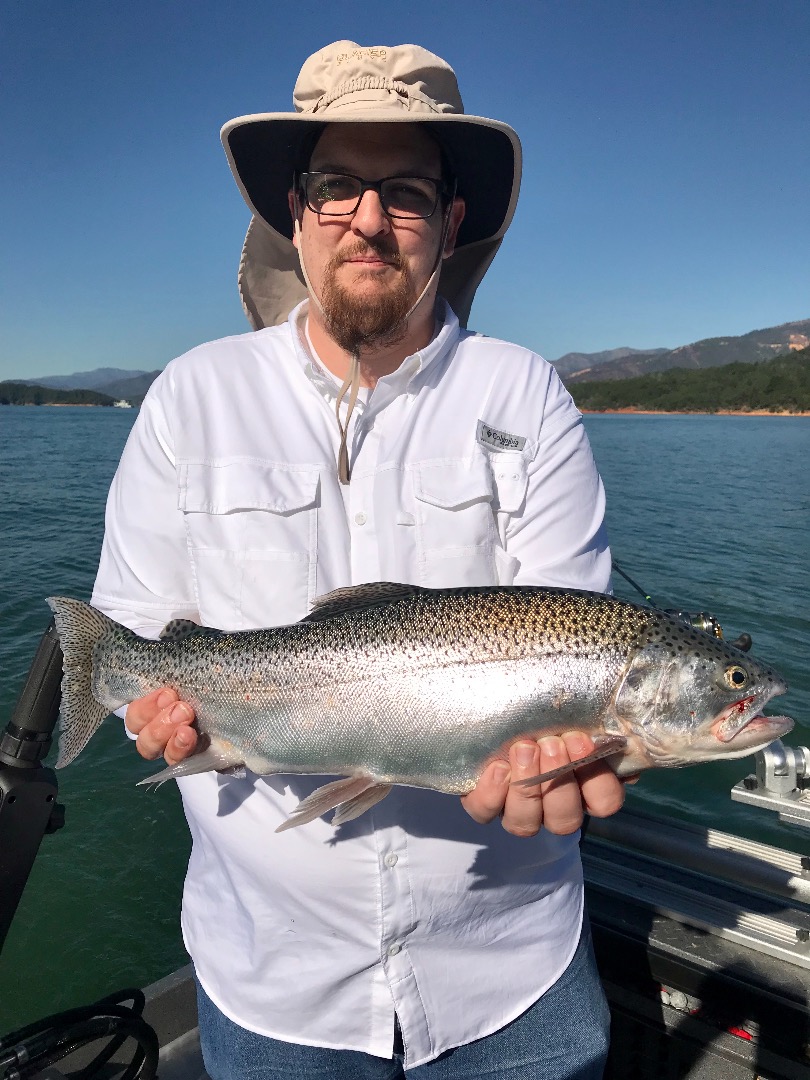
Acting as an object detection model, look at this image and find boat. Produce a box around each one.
[112,400,133,409]
[1,617,808,1079]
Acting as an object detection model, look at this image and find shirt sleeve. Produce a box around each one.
[91,371,199,640]
[506,372,611,593]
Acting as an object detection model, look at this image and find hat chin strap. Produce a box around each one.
[294,202,453,484]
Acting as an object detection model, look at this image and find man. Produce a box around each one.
[93,41,625,1078]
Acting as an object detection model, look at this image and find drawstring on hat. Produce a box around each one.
[334,355,361,484]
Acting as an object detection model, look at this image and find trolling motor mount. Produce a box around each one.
[0,621,65,958]
[731,740,810,830]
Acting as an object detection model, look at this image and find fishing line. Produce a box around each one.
[612,560,735,644]
[611,560,658,607]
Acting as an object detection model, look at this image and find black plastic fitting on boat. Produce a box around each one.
[0,621,63,770]
[0,619,65,959]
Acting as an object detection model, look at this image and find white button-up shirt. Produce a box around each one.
[92,300,611,1068]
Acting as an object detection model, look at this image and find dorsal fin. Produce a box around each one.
[159,619,207,642]
[304,582,427,622]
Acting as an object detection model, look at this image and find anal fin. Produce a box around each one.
[275,776,392,833]
[331,783,392,826]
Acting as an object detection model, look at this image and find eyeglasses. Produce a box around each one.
[297,171,450,220]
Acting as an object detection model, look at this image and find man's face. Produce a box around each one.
[291,123,464,353]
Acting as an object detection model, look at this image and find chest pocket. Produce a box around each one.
[178,460,319,629]
[412,456,498,587]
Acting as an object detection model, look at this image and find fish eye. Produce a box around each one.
[723,665,748,690]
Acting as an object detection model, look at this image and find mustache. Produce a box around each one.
[335,242,403,268]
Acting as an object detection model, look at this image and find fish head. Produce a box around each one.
[613,611,793,772]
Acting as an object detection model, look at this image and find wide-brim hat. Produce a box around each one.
[221,41,522,330]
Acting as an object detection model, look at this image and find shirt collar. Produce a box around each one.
[287,298,461,411]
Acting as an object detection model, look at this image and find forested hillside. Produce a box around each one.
[0,383,115,406]
[570,348,810,413]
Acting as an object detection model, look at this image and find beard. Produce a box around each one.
[319,242,417,356]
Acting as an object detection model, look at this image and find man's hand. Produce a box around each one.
[461,732,626,836]
[125,687,198,766]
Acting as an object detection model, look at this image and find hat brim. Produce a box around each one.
[221,113,521,251]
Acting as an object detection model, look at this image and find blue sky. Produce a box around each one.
[2,0,808,380]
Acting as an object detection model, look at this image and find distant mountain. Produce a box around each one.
[552,346,667,381]
[9,366,161,405]
[564,319,810,384]
[92,371,162,402]
[21,367,152,392]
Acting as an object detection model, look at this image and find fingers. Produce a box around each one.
[124,687,176,735]
[462,740,556,837]
[125,687,197,765]
[533,736,588,835]
[462,732,628,837]
[560,732,626,819]
[460,759,512,824]
[501,740,545,836]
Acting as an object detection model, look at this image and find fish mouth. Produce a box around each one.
[712,696,794,747]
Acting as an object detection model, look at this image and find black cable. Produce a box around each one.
[1,990,145,1051]
[1,989,158,1080]
[19,1016,157,1080]
[72,990,149,1079]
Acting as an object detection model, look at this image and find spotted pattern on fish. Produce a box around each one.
[46,585,792,829]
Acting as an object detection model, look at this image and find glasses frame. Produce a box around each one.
[296,170,453,221]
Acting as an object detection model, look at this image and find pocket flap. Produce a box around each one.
[413,458,493,510]
[490,459,529,514]
[178,461,320,515]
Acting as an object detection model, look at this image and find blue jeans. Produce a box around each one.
[196,922,610,1079]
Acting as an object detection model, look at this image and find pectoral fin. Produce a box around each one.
[511,735,628,788]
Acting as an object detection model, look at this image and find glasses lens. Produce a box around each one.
[305,174,361,215]
[302,173,442,219]
[381,178,439,218]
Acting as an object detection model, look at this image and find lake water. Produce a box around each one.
[0,405,808,1033]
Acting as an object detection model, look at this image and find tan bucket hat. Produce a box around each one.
[221,40,522,330]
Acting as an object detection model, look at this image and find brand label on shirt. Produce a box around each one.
[476,420,526,453]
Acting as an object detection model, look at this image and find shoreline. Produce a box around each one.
[5,402,807,416]
[578,407,810,417]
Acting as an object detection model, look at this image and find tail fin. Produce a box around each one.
[46,597,116,768]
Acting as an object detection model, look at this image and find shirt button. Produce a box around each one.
[354,512,367,526]
[384,852,398,867]
[387,942,402,956]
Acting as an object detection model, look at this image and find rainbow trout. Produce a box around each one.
[47,584,793,830]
